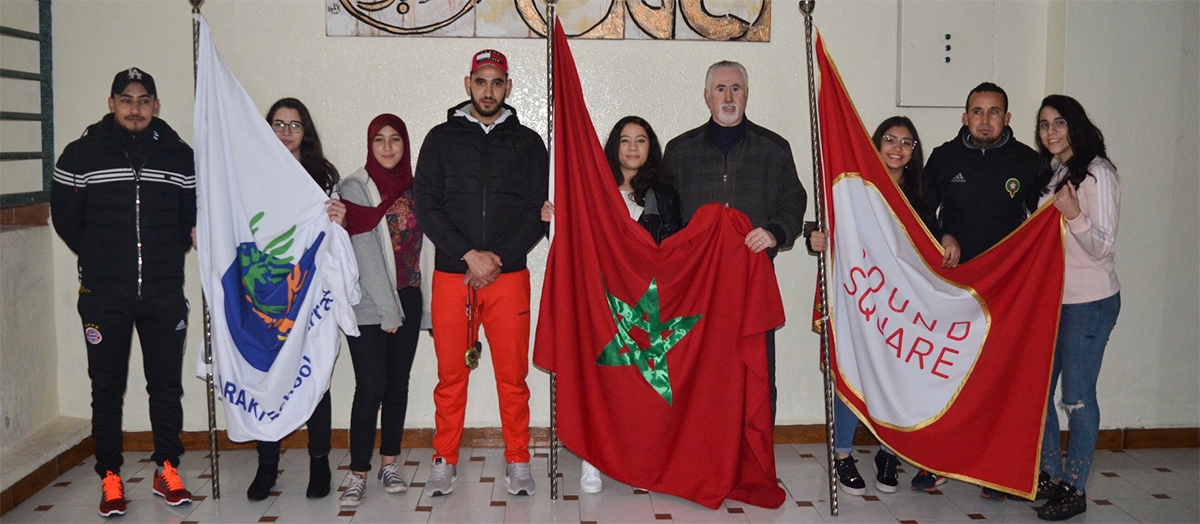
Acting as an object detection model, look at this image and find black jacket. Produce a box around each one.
[926,126,1038,262]
[663,118,807,254]
[51,114,196,299]
[635,183,683,244]
[414,103,549,274]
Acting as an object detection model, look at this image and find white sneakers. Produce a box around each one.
[580,460,603,494]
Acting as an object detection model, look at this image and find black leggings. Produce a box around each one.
[346,287,423,472]
[255,390,332,464]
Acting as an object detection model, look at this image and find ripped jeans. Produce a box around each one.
[1040,292,1120,491]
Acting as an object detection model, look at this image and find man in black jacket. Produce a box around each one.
[51,67,195,518]
[925,82,1039,268]
[663,60,807,421]
[910,82,1038,494]
[414,49,548,498]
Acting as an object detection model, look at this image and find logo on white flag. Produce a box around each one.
[831,176,987,429]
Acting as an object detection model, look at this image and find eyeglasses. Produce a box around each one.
[272,120,304,133]
[1037,118,1068,133]
[881,134,916,150]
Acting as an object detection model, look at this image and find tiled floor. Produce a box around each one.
[4,445,1197,523]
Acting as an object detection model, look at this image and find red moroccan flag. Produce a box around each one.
[532,21,787,509]
[815,34,1064,498]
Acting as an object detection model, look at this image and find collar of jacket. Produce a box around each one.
[691,117,755,146]
[92,113,178,153]
[445,101,521,130]
[958,125,1013,152]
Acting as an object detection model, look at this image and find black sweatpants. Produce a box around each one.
[80,290,188,478]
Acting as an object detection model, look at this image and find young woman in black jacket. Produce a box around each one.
[540,115,683,494]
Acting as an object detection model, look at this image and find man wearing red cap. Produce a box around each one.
[414,49,548,497]
[51,67,195,517]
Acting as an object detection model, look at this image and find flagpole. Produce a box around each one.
[800,0,837,516]
[545,0,560,502]
[191,0,221,501]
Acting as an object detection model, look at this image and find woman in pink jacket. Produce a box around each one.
[1030,94,1121,521]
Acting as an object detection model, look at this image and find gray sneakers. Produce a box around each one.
[505,461,536,496]
[339,473,366,507]
[378,462,408,493]
[422,457,457,497]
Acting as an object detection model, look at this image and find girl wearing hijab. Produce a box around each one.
[336,114,429,506]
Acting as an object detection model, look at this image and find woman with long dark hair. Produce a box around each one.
[335,114,427,507]
[808,116,939,496]
[541,115,682,493]
[246,98,345,501]
[1030,95,1121,521]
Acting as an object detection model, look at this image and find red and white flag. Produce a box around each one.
[816,34,1065,498]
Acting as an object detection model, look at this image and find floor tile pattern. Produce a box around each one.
[3,446,1196,523]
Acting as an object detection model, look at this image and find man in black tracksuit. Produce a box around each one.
[51,68,195,517]
[925,82,1039,266]
[910,83,1038,495]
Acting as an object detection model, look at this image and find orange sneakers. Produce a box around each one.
[152,460,193,506]
[98,471,126,517]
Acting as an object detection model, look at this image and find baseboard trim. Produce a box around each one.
[0,437,93,516]
[3,425,1196,516]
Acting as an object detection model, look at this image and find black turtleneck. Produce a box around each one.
[709,119,746,156]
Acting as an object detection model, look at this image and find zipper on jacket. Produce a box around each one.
[125,151,147,298]
[481,139,488,253]
[721,156,729,206]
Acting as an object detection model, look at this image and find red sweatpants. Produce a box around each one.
[430,269,531,465]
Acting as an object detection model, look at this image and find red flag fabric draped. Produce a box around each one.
[532,21,787,509]
[815,33,1065,498]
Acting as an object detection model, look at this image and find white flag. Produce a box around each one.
[193,14,360,442]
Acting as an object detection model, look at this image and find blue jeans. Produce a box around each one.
[834,395,892,456]
[1040,292,1121,491]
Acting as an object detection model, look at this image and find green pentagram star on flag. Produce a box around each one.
[596,279,702,405]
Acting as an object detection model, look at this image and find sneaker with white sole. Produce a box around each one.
[339,473,366,507]
[506,461,537,496]
[98,471,126,517]
[835,456,866,496]
[874,449,900,493]
[152,460,192,506]
[423,457,457,497]
[580,460,603,494]
[378,462,408,493]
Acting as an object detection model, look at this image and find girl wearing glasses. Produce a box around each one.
[808,116,939,496]
[335,114,429,506]
[245,98,345,501]
[1029,95,1120,521]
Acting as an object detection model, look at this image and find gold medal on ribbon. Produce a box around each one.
[465,343,480,369]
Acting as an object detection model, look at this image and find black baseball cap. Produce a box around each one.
[110,67,157,97]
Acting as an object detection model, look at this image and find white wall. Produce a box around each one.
[1,228,60,447]
[1057,0,1200,428]
[45,0,1198,435]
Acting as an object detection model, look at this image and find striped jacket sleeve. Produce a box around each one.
[50,141,87,254]
[1066,158,1120,261]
